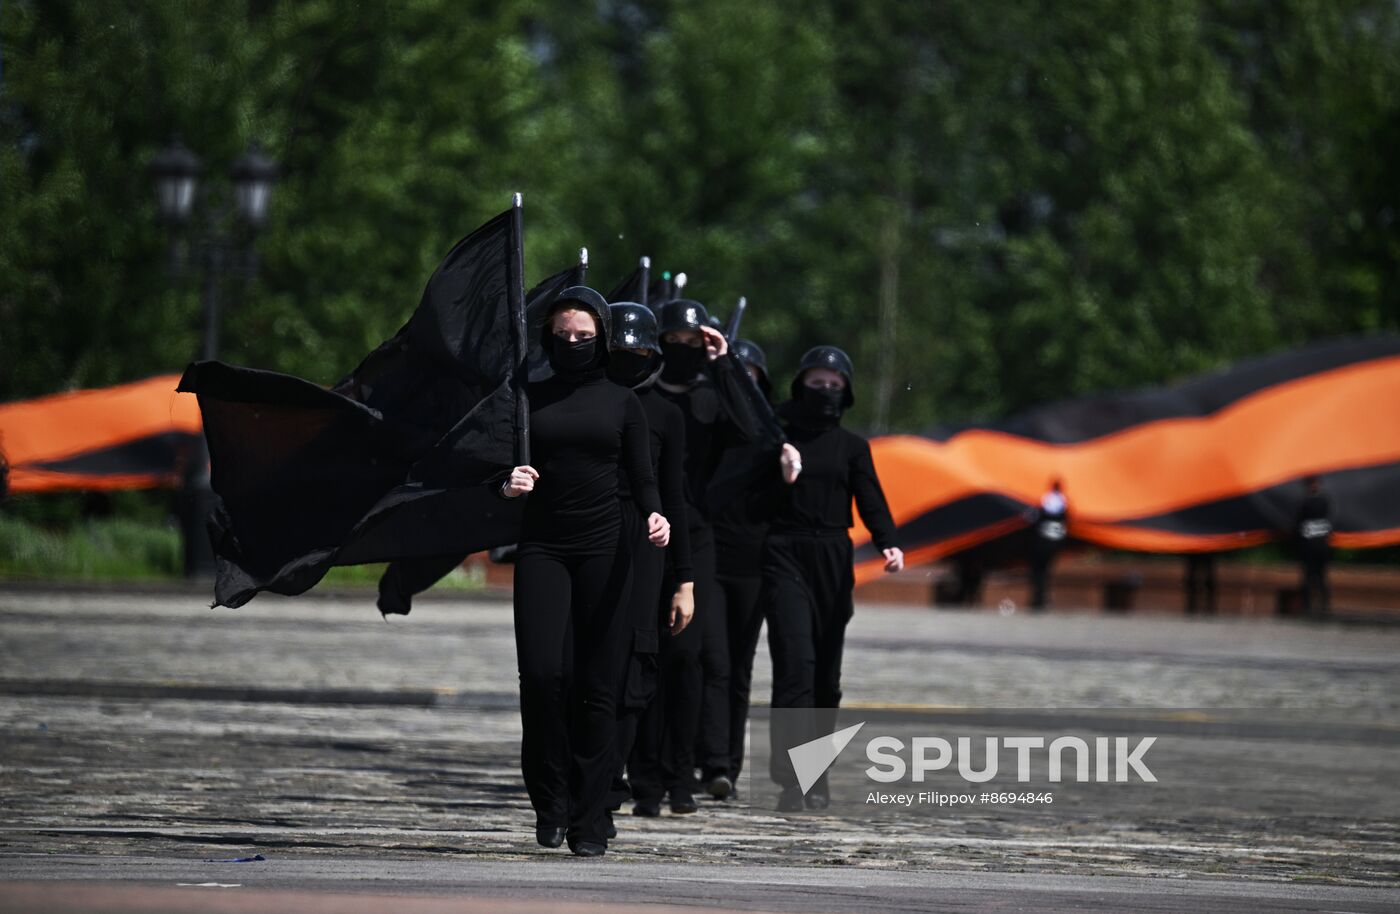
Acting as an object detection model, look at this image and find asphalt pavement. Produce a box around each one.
[1,588,1397,912]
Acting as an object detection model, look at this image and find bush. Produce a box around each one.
[0,515,182,580]
[0,511,487,589]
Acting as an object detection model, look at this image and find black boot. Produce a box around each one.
[535,825,567,848]
[776,786,804,813]
[669,790,698,815]
[704,774,734,800]
[568,838,607,858]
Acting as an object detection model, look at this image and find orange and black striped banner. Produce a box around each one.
[5,338,1399,588]
[0,374,201,494]
[851,337,1400,583]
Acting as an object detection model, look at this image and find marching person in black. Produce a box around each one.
[764,346,903,812]
[631,298,762,815]
[709,339,773,796]
[603,302,695,829]
[500,287,670,857]
[1027,478,1068,611]
[1295,475,1333,618]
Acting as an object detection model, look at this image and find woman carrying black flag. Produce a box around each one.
[499,287,670,857]
[602,303,694,834]
[763,346,903,812]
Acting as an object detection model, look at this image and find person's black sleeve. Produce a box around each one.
[622,393,663,518]
[661,405,693,583]
[707,353,766,445]
[851,435,899,552]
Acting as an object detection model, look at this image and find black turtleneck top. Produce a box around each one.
[765,402,899,551]
[658,354,760,531]
[519,371,661,556]
[618,384,694,583]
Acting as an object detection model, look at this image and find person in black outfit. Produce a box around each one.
[1184,553,1218,615]
[500,287,670,857]
[763,346,903,812]
[1295,475,1333,618]
[710,339,773,796]
[603,303,695,830]
[1027,478,1068,611]
[631,298,763,815]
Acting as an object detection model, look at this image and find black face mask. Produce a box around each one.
[660,342,706,383]
[798,385,845,422]
[547,336,598,375]
[607,351,658,387]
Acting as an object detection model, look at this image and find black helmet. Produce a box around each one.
[732,338,772,398]
[732,339,768,378]
[791,345,855,407]
[545,286,612,351]
[608,302,660,353]
[657,298,710,336]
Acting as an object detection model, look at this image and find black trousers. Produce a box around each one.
[1301,555,1330,617]
[513,542,632,844]
[631,523,714,801]
[1029,543,1059,610]
[1184,554,1217,614]
[608,504,663,810]
[719,570,765,782]
[764,532,853,793]
[696,554,732,779]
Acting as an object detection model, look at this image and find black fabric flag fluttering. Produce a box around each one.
[606,257,651,307]
[178,204,530,613]
[387,259,588,589]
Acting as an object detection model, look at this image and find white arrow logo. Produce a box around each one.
[788,722,865,795]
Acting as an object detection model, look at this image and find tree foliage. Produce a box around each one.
[3,0,1397,430]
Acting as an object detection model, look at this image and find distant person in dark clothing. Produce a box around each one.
[1295,476,1333,618]
[1027,478,1068,610]
[954,554,986,607]
[1184,553,1218,615]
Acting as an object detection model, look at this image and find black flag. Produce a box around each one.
[178,206,529,610]
[647,273,673,309]
[382,260,588,598]
[606,258,651,306]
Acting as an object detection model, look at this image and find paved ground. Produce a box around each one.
[1,589,1398,912]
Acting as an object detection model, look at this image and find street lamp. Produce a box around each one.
[149,138,202,226]
[231,143,278,229]
[151,136,278,577]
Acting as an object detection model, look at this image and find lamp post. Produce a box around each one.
[151,137,277,577]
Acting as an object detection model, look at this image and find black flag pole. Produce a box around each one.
[725,295,747,341]
[639,256,651,308]
[509,192,529,467]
